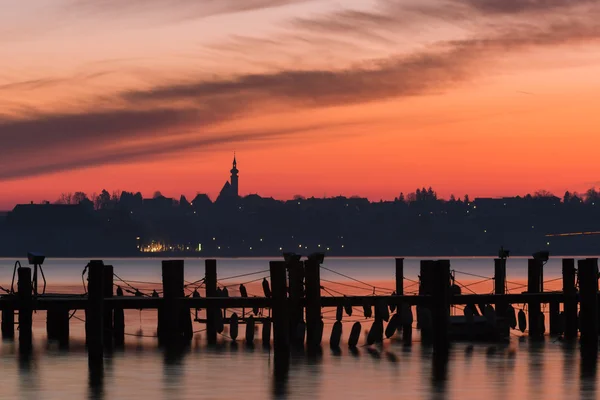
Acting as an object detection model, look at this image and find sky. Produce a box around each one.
[1,0,600,209]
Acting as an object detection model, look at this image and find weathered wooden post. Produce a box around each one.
[395,258,404,297]
[578,258,598,358]
[431,260,450,355]
[103,265,114,349]
[562,258,578,340]
[270,261,290,374]
[161,260,185,346]
[287,260,305,347]
[47,308,58,341]
[56,307,70,348]
[527,258,543,340]
[494,258,508,338]
[396,258,412,344]
[304,259,322,351]
[87,260,105,366]
[113,285,125,347]
[205,259,218,345]
[549,301,561,336]
[18,267,33,353]
[418,260,435,344]
[1,302,14,339]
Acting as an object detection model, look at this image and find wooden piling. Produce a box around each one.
[549,301,560,335]
[396,258,412,343]
[418,260,435,343]
[87,260,104,366]
[431,260,450,354]
[527,258,544,340]
[395,258,404,296]
[56,307,70,347]
[287,260,305,347]
[47,308,58,341]
[562,259,577,340]
[161,260,185,346]
[1,305,14,339]
[205,259,218,345]
[304,259,322,351]
[113,285,125,347]
[17,267,33,353]
[494,258,508,338]
[578,258,598,357]
[270,261,290,374]
[103,265,114,349]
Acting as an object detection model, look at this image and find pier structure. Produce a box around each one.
[0,256,598,369]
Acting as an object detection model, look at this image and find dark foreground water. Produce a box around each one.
[0,257,595,399]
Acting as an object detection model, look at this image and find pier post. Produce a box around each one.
[305,259,322,351]
[205,259,218,345]
[87,260,105,366]
[103,265,114,349]
[494,258,508,338]
[161,260,185,346]
[113,285,125,347]
[56,307,70,348]
[562,259,578,341]
[578,258,598,358]
[270,261,290,374]
[527,258,544,340]
[287,260,305,347]
[47,308,58,341]
[18,267,33,353]
[396,258,411,343]
[418,260,435,344]
[395,258,404,297]
[431,260,450,355]
[549,301,560,335]
[1,304,14,339]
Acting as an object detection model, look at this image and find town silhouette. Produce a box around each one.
[1,155,599,257]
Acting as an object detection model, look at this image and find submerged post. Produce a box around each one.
[418,260,435,344]
[161,260,185,346]
[395,258,404,297]
[87,260,105,366]
[578,258,598,358]
[494,258,508,337]
[103,265,114,349]
[305,259,322,351]
[431,260,450,355]
[1,303,14,339]
[270,261,290,373]
[287,260,305,347]
[527,258,543,340]
[205,259,218,345]
[18,267,33,353]
[562,259,577,341]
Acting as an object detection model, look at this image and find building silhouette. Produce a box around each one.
[217,154,239,203]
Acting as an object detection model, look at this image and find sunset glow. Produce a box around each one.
[2,0,600,209]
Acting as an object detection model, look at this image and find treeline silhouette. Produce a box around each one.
[1,187,599,257]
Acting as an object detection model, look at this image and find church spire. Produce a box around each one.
[230,152,239,198]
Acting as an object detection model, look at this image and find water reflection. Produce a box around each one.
[88,363,103,400]
[580,356,597,399]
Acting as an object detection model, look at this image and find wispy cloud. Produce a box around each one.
[67,0,312,21]
[2,0,600,181]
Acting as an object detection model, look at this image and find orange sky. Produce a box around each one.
[1,0,600,209]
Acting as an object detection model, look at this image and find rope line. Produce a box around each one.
[217,270,270,282]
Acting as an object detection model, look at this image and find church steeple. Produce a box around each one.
[230,152,239,197]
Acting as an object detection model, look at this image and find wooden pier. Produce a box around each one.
[1,256,599,369]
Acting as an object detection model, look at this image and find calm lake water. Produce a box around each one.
[0,257,595,399]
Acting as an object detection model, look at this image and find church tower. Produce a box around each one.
[230,153,239,198]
